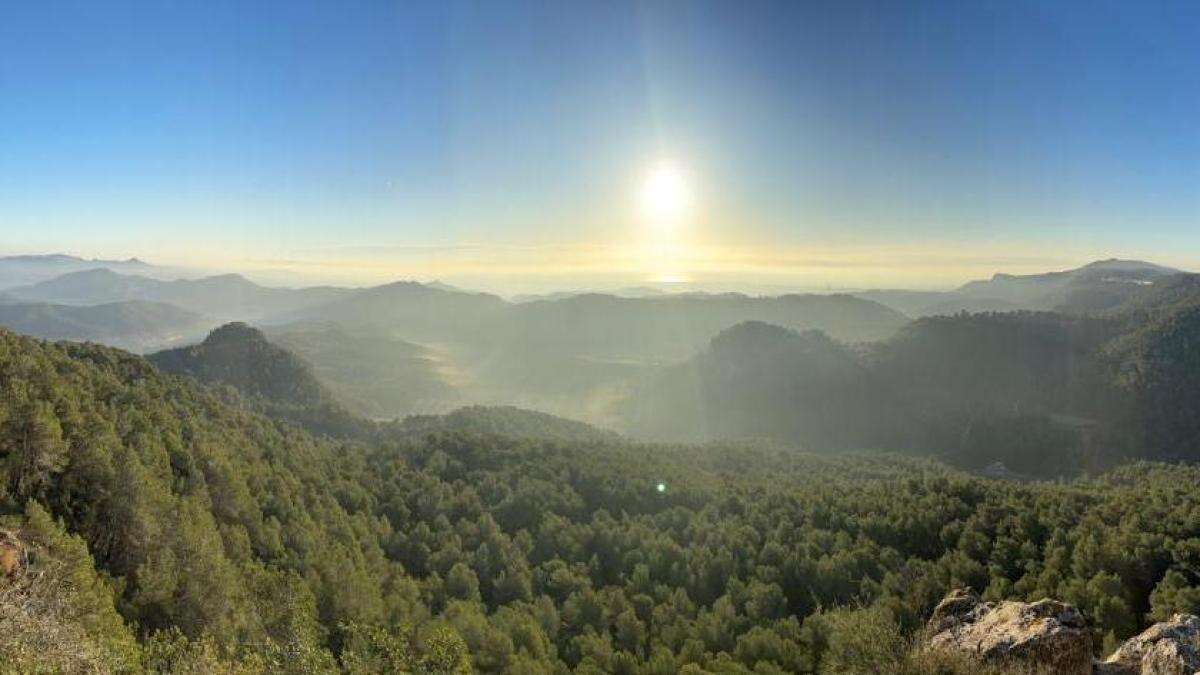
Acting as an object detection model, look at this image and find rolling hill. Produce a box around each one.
[622,321,893,447]
[0,300,210,352]
[277,280,510,341]
[148,322,366,438]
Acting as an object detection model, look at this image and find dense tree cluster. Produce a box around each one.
[6,327,1200,672]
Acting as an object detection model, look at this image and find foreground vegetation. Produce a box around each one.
[4,328,1200,672]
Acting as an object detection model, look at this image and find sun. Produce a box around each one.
[641,162,690,225]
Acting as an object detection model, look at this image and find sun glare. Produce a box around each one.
[641,162,690,226]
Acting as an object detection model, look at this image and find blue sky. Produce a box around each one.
[2,1,1198,289]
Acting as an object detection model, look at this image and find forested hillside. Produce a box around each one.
[624,314,1125,474]
[7,327,1200,672]
[623,321,895,448]
[148,322,369,439]
[625,282,1200,476]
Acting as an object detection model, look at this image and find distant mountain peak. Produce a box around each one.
[194,272,257,286]
[1078,258,1180,273]
[0,253,82,263]
[0,253,153,266]
[201,321,266,345]
[953,259,1185,314]
[424,280,463,293]
[978,258,1180,284]
[373,280,428,292]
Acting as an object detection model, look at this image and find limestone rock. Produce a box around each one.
[928,587,982,634]
[1101,614,1200,675]
[925,588,1093,674]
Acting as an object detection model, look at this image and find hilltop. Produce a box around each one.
[148,322,366,438]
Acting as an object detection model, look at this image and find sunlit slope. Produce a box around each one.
[0,327,395,660]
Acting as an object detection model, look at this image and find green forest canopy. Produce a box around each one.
[4,327,1200,672]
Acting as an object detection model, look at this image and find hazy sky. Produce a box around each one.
[3,1,1199,290]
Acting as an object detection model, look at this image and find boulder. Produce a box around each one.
[1100,614,1200,675]
[925,588,1093,674]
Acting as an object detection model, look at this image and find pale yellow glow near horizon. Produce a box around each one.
[96,234,1173,292]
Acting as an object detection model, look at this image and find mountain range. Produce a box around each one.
[857,259,1182,317]
[0,263,912,420]
[100,254,1200,480]
[0,253,163,288]
[6,268,350,322]
[2,254,1196,439]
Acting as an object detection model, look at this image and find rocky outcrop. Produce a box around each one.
[1099,614,1200,675]
[926,589,1200,675]
[925,588,1093,674]
[927,587,984,634]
